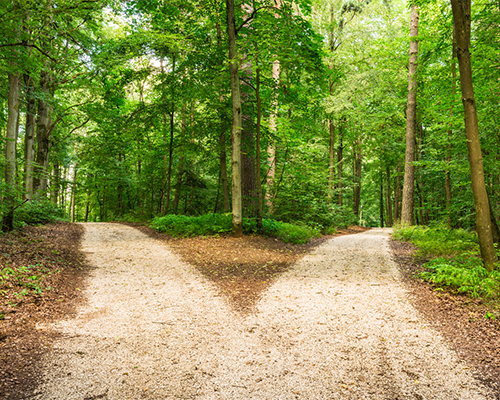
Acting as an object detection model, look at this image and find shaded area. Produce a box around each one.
[126,223,369,313]
[0,223,88,400]
[390,239,500,398]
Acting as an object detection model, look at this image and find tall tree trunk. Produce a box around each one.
[34,68,51,197]
[380,171,385,228]
[386,167,393,227]
[70,166,77,222]
[226,0,243,237]
[451,0,497,270]
[337,123,344,206]
[216,18,231,213]
[445,29,457,226]
[394,166,402,222]
[240,2,257,217]
[401,4,419,226]
[2,72,20,232]
[266,0,281,213]
[352,138,362,217]
[173,104,186,214]
[328,121,336,202]
[24,75,36,200]
[255,63,263,230]
[51,163,60,205]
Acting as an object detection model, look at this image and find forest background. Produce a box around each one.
[0,0,499,251]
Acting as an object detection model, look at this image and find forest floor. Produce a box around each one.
[0,222,499,399]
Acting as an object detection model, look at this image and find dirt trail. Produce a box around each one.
[33,223,491,399]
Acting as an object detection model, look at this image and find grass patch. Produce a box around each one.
[394,223,500,299]
[150,213,320,244]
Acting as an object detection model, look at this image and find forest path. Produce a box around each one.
[34,223,491,399]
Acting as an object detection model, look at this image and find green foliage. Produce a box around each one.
[0,264,53,299]
[14,201,67,226]
[422,256,500,299]
[394,224,500,299]
[392,223,478,259]
[150,213,320,244]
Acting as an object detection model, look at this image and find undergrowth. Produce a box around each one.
[394,223,500,300]
[150,213,320,244]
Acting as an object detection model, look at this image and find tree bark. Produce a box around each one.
[24,74,36,200]
[266,0,281,213]
[2,72,20,232]
[445,28,457,226]
[226,0,243,237]
[386,167,393,227]
[451,0,497,270]
[216,18,230,213]
[352,138,362,217]
[33,68,51,197]
[401,4,419,226]
[394,166,402,223]
[328,120,336,202]
[337,123,344,206]
[256,63,263,231]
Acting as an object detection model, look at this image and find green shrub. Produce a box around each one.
[394,224,500,299]
[150,213,320,244]
[14,200,66,226]
[422,256,500,299]
[393,223,478,258]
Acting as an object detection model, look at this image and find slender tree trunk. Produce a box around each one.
[2,72,20,232]
[34,68,51,197]
[445,29,457,226]
[352,138,362,217]
[70,166,77,222]
[51,163,60,205]
[328,121,336,202]
[240,2,257,217]
[401,4,419,226]
[216,19,230,213]
[84,189,90,222]
[451,0,497,270]
[266,0,281,212]
[256,63,263,230]
[394,166,402,222]
[380,171,385,228]
[24,75,36,200]
[386,167,393,227]
[173,104,186,214]
[226,0,243,236]
[337,124,344,206]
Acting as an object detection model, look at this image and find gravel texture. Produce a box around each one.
[33,223,492,399]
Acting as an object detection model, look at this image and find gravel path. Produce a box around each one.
[34,223,492,399]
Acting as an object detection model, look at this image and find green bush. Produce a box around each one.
[422,256,500,299]
[394,224,500,299]
[14,200,66,226]
[392,223,478,258]
[150,213,320,244]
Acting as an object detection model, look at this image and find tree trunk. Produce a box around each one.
[451,0,497,270]
[2,72,20,232]
[51,163,60,205]
[24,74,36,200]
[226,0,243,237]
[328,120,336,202]
[394,166,402,223]
[256,63,263,230]
[240,2,257,217]
[266,1,281,213]
[352,138,362,217]
[34,68,51,197]
[445,29,457,226]
[216,19,230,213]
[380,171,384,228]
[70,166,77,222]
[401,4,419,226]
[173,104,186,214]
[337,123,344,206]
[386,167,393,227]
